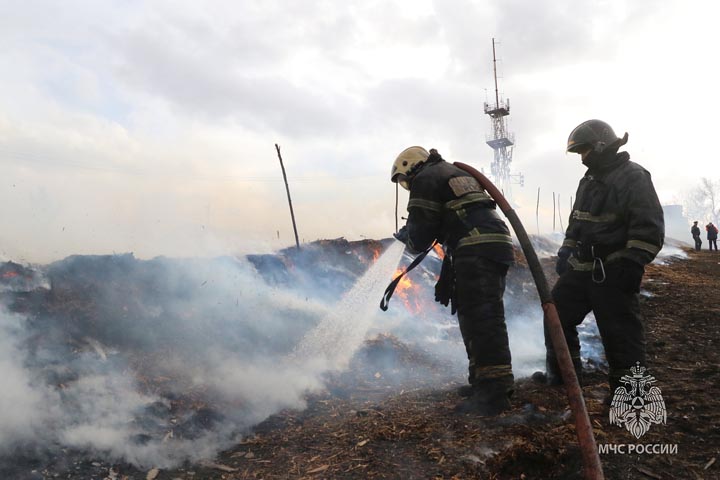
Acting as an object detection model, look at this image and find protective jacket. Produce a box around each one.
[706,224,718,240]
[691,225,701,237]
[561,150,664,269]
[405,153,514,265]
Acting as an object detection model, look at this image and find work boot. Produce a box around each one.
[532,356,582,386]
[531,370,562,386]
[457,384,474,397]
[473,388,511,416]
[455,380,513,416]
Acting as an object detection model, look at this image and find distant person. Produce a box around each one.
[706,222,718,251]
[391,146,515,415]
[534,120,664,400]
[691,221,702,251]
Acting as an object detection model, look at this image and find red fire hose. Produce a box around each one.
[454,162,604,480]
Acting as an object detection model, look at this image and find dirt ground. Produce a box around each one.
[3,245,718,479]
[119,247,716,480]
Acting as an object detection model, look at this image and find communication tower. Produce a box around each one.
[484,38,523,197]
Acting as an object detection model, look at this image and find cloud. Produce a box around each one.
[118,28,354,136]
[1,0,720,260]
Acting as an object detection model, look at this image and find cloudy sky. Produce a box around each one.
[1,0,719,262]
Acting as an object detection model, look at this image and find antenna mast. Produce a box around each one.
[484,38,523,197]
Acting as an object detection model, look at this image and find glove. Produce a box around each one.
[393,225,409,244]
[434,255,456,314]
[605,259,645,293]
[555,246,573,275]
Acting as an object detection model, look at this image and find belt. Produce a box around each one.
[575,242,624,262]
[572,242,624,283]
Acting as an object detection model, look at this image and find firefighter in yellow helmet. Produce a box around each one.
[391,146,515,415]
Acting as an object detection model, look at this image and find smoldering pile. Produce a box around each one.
[0,236,604,475]
[0,239,418,470]
[0,251,332,469]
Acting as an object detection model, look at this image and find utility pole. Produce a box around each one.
[275,144,300,249]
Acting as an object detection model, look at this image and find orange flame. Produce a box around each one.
[2,271,19,279]
[392,268,424,313]
[432,244,445,260]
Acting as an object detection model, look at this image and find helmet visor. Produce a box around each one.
[567,142,591,154]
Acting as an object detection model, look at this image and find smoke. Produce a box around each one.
[653,242,688,265]
[0,234,618,470]
[0,238,422,471]
[0,253,369,468]
[367,238,608,379]
[506,307,547,377]
[0,310,57,450]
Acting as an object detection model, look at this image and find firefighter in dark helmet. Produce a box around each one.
[391,146,515,415]
[535,120,664,397]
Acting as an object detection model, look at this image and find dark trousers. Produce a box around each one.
[454,256,513,391]
[546,269,645,392]
[709,238,718,251]
[693,235,702,251]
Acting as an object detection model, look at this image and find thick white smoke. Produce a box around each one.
[0,255,365,467]
[0,310,57,449]
[0,233,632,469]
[0,244,414,468]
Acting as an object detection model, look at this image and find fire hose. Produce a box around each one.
[454,162,604,480]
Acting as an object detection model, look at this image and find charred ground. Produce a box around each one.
[0,240,718,479]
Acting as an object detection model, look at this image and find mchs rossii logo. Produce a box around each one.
[609,362,666,439]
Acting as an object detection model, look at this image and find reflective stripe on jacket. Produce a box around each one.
[562,151,664,266]
[405,157,514,265]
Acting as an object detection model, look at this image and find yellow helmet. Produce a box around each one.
[390,146,430,190]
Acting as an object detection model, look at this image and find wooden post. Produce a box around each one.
[536,187,540,236]
[275,144,300,250]
[558,194,564,232]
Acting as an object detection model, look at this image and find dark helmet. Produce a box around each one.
[566,119,627,153]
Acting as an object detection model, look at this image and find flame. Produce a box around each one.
[2,271,19,279]
[432,243,445,260]
[370,246,382,262]
[392,268,424,313]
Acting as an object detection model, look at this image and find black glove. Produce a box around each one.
[605,259,645,293]
[434,255,456,314]
[393,225,408,244]
[555,246,573,275]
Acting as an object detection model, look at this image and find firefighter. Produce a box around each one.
[691,221,702,251]
[391,146,515,415]
[535,120,664,397]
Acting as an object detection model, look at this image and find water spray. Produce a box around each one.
[294,241,406,368]
[453,162,604,480]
